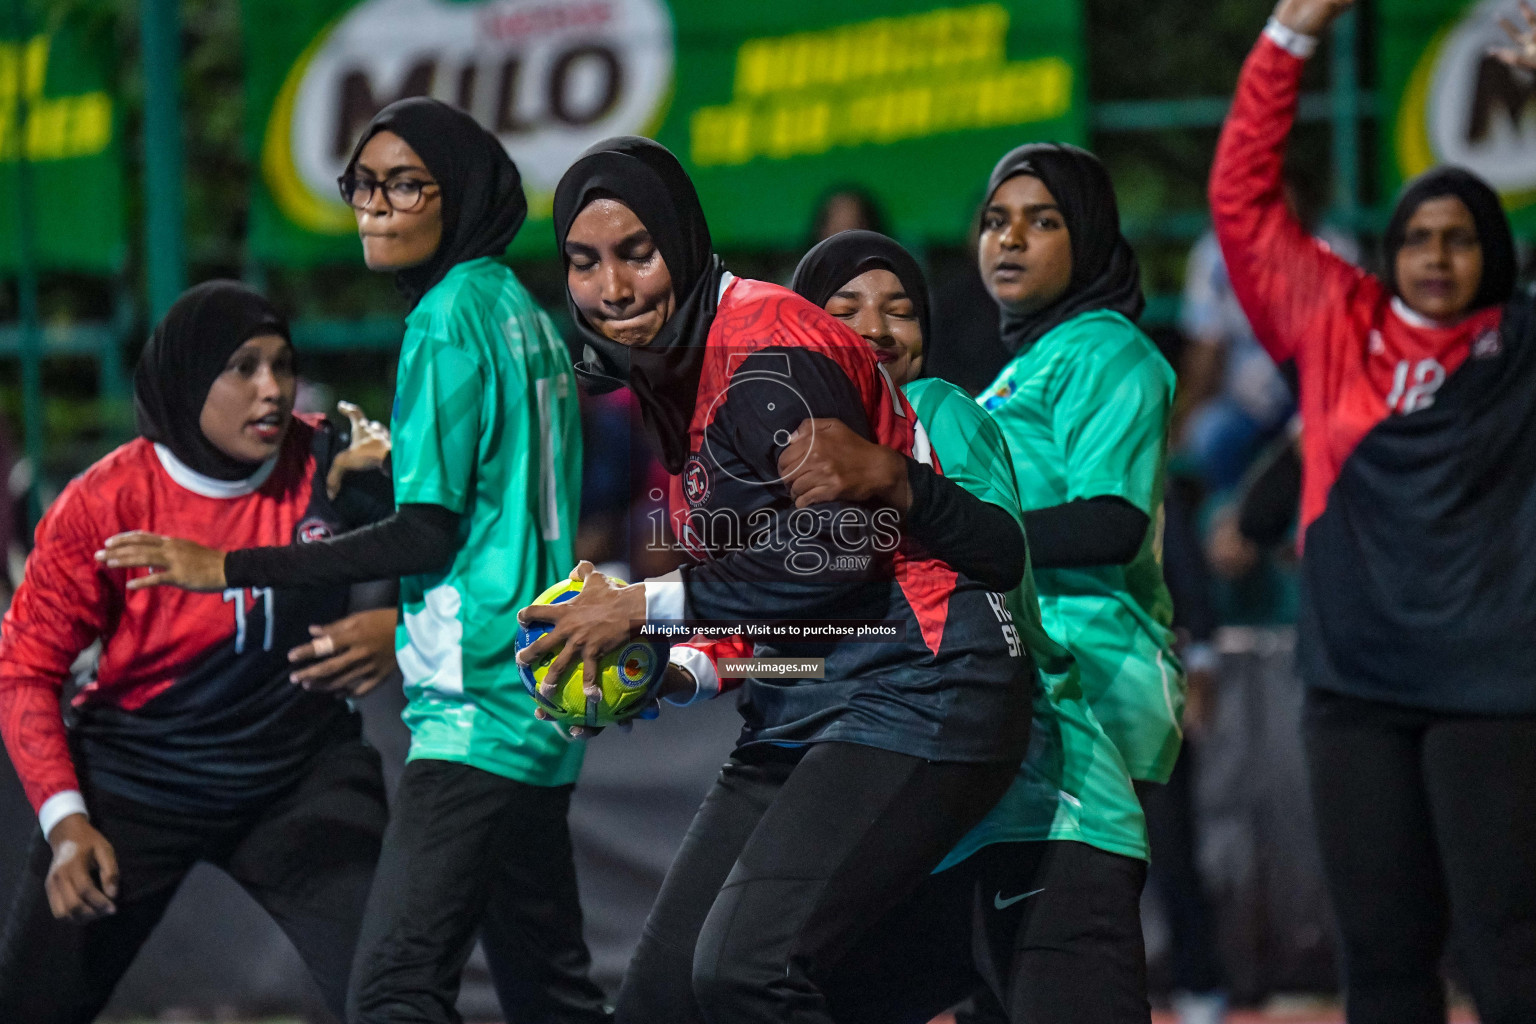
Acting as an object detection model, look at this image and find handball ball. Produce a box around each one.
[517,576,669,727]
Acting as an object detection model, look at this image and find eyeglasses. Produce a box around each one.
[336,173,439,212]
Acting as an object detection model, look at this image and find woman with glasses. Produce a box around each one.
[99,99,606,1024]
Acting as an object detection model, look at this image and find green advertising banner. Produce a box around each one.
[243,0,1086,265]
[1380,0,1536,236]
[0,16,125,274]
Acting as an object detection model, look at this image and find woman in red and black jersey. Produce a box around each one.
[518,137,1031,1024]
[0,282,398,1023]
[1213,3,1536,1021]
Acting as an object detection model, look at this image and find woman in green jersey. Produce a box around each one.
[764,229,1152,1023]
[969,144,1185,788]
[98,99,606,1024]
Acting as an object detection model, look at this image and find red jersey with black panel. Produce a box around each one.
[667,278,1032,764]
[0,415,391,817]
[1213,34,1536,714]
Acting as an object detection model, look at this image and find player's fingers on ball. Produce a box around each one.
[541,650,575,695]
[569,560,595,581]
[517,602,564,628]
[534,706,552,720]
[517,629,560,667]
[582,654,603,699]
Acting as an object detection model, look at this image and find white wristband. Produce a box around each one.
[666,646,720,706]
[39,790,88,840]
[643,569,686,621]
[1264,18,1318,59]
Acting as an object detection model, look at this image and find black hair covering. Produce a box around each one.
[790,229,932,372]
[983,142,1144,355]
[1384,166,1516,311]
[553,136,726,473]
[345,97,526,308]
[134,280,291,481]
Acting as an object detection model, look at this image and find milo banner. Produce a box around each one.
[0,15,125,273]
[1381,0,1536,235]
[243,0,1086,265]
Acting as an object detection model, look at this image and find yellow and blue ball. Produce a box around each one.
[517,576,668,727]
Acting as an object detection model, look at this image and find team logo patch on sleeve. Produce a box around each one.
[297,518,335,543]
[683,456,711,506]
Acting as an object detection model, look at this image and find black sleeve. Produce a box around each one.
[225,503,460,589]
[903,459,1025,592]
[347,579,399,614]
[311,412,396,530]
[1160,479,1217,643]
[1237,437,1301,547]
[682,347,895,624]
[1022,495,1149,569]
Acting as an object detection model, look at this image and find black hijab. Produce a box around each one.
[1384,166,1516,312]
[345,97,527,308]
[983,142,1144,355]
[553,136,726,473]
[790,229,932,373]
[134,280,291,481]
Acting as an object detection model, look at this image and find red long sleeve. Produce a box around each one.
[0,480,116,814]
[1210,34,1369,366]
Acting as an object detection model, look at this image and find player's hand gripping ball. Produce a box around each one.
[516,576,668,727]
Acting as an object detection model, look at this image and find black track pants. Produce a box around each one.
[615,741,1017,1024]
[0,739,386,1023]
[1304,689,1536,1024]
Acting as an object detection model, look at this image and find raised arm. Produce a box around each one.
[1210,0,1365,364]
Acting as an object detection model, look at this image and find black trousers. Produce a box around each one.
[346,758,609,1024]
[1139,745,1226,995]
[1304,689,1536,1024]
[0,738,387,1024]
[833,839,1150,1024]
[614,741,1018,1024]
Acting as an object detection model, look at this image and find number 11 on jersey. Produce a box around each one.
[223,587,275,653]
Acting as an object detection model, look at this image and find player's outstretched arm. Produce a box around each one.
[95,532,227,592]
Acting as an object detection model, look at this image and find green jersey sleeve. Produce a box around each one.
[392,331,484,513]
[1051,320,1173,515]
[905,378,1023,526]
